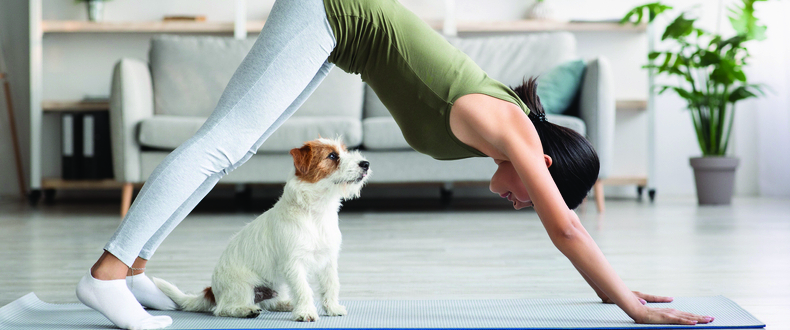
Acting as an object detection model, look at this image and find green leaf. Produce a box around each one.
[672,87,695,102]
[621,2,673,25]
[733,69,746,82]
[717,35,746,52]
[728,86,757,103]
[728,0,768,41]
[648,51,662,60]
[698,51,720,66]
[660,52,674,69]
[710,59,737,86]
[662,13,696,40]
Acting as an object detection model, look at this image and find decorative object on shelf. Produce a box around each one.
[622,0,770,205]
[0,40,27,198]
[527,0,557,21]
[75,0,111,22]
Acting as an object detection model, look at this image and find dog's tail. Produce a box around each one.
[152,277,215,313]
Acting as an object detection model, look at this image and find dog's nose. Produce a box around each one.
[359,161,370,170]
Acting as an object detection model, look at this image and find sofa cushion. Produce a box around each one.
[138,115,362,152]
[546,114,586,137]
[294,68,365,118]
[150,35,364,119]
[447,33,578,88]
[362,117,410,150]
[361,114,585,151]
[537,59,587,114]
[150,35,255,117]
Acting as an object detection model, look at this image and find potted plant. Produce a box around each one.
[75,0,112,22]
[622,0,768,205]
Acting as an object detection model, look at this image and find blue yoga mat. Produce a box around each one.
[0,293,764,329]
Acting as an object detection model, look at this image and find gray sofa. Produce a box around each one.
[110,32,614,211]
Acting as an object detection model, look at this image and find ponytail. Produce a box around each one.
[511,77,600,210]
[512,77,548,124]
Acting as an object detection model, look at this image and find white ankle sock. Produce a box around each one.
[127,273,178,311]
[76,271,172,330]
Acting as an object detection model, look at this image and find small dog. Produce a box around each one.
[154,138,370,322]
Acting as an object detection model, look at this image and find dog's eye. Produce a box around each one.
[327,152,339,161]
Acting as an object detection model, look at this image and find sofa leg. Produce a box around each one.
[121,183,133,219]
[593,180,605,213]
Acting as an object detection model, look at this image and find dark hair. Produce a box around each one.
[512,77,599,210]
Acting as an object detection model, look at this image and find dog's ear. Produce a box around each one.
[290,145,312,176]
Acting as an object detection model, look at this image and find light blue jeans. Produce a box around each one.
[104,0,337,266]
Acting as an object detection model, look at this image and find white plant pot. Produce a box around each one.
[86,1,104,22]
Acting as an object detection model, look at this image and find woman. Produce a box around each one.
[76,0,714,328]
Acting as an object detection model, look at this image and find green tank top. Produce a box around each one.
[323,0,530,160]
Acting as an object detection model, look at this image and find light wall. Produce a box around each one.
[1,0,783,198]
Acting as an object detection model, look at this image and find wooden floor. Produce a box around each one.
[0,195,788,328]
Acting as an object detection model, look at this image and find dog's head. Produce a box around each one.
[289,138,370,199]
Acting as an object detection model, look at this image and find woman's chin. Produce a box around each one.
[513,200,532,210]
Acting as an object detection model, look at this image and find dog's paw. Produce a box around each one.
[324,303,347,316]
[292,307,319,322]
[219,306,262,318]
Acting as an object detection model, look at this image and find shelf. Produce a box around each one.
[42,19,645,34]
[42,178,125,189]
[42,20,267,33]
[430,20,646,33]
[615,100,647,111]
[42,100,109,112]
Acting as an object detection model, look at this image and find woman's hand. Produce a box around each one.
[635,306,715,325]
[599,290,673,305]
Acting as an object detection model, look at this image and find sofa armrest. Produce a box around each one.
[110,58,154,183]
[578,57,615,179]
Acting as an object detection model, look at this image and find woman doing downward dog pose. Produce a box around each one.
[75,0,714,328]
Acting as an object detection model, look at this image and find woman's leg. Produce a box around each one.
[76,0,336,328]
[105,0,336,268]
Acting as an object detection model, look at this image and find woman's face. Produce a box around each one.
[489,156,551,210]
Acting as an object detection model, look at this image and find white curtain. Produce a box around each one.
[751,0,790,196]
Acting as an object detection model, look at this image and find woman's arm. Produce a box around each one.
[448,95,711,324]
[573,262,673,305]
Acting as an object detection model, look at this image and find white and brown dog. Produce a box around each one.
[154,138,370,322]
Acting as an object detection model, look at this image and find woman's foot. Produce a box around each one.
[127,273,178,311]
[76,271,172,330]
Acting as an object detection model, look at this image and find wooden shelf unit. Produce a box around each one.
[41,19,645,34]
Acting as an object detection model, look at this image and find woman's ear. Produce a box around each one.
[544,155,553,168]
